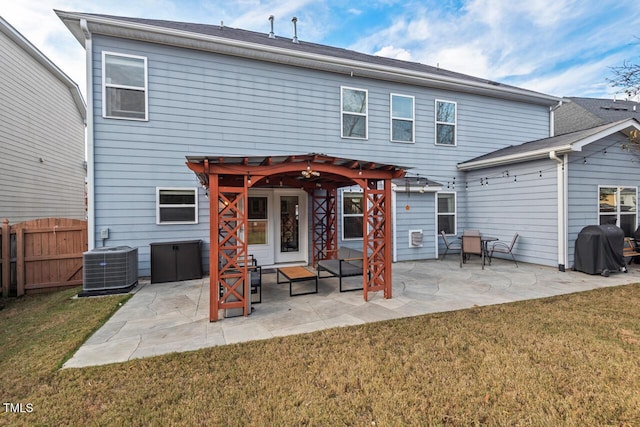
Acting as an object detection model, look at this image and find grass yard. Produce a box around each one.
[1,285,640,425]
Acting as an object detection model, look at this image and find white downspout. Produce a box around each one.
[549,150,567,271]
[391,184,397,262]
[81,19,95,250]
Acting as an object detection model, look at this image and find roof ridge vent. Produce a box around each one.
[268,15,275,38]
[291,16,299,43]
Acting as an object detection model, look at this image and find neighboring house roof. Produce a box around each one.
[55,10,560,107]
[555,97,640,135]
[458,118,640,171]
[0,15,86,122]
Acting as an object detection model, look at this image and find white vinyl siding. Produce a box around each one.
[341,86,368,139]
[102,52,148,120]
[0,26,85,221]
[390,94,414,143]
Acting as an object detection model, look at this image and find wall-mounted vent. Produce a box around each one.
[409,230,423,248]
[82,246,138,295]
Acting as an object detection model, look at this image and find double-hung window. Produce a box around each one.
[248,196,268,245]
[157,188,198,224]
[437,192,457,235]
[342,192,364,239]
[435,100,456,146]
[599,186,637,236]
[103,52,148,120]
[390,94,415,143]
[341,87,368,139]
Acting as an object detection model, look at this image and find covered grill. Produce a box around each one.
[573,224,626,276]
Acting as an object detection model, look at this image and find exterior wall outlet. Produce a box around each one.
[100,228,109,239]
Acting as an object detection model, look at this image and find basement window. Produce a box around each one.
[157,188,198,224]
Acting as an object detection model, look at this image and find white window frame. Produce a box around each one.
[437,192,457,236]
[156,187,198,225]
[341,190,364,240]
[102,51,148,121]
[435,99,457,146]
[598,185,637,235]
[341,86,368,140]
[390,93,415,143]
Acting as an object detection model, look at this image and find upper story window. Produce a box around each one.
[390,94,415,143]
[341,87,368,139]
[156,188,198,224]
[599,186,637,236]
[103,52,148,121]
[435,100,456,146]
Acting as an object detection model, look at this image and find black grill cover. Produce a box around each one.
[574,225,625,275]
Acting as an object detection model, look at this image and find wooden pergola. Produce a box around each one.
[186,153,407,321]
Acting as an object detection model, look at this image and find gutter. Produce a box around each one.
[457,145,573,171]
[549,150,567,271]
[55,10,559,107]
[81,18,95,250]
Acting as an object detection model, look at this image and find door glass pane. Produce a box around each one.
[280,196,299,252]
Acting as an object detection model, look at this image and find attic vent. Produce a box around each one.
[409,230,424,248]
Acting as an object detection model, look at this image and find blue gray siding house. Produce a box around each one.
[58,10,585,277]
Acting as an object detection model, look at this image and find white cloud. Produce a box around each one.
[374,45,412,61]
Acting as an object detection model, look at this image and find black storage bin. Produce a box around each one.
[150,240,202,283]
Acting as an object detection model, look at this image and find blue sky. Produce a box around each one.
[2,0,640,100]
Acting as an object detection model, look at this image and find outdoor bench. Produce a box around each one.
[317,247,365,292]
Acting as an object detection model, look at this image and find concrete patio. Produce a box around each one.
[63,257,640,368]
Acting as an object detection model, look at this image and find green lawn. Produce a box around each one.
[1,285,640,425]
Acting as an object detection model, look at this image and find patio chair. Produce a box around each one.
[463,229,481,236]
[488,233,519,267]
[460,234,484,269]
[440,230,461,260]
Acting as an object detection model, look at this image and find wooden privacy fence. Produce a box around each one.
[1,218,87,297]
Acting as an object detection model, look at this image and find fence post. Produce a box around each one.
[16,228,25,297]
[1,218,9,297]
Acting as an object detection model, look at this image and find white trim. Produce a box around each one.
[102,51,148,121]
[340,86,368,140]
[390,93,415,143]
[436,191,457,236]
[156,187,199,225]
[392,184,397,262]
[435,99,457,146]
[82,19,95,249]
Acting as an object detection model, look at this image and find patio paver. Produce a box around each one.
[63,258,640,368]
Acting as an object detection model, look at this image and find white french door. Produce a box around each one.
[247,189,307,266]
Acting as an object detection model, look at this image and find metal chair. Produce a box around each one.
[489,233,519,267]
[440,230,461,260]
[460,234,484,269]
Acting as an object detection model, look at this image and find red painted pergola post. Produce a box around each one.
[209,174,250,321]
[187,154,404,321]
[311,187,337,267]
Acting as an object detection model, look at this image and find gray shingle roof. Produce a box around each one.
[555,97,640,135]
[68,12,550,99]
[458,119,640,170]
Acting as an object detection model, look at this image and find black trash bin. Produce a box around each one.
[573,225,625,276]
[150,240,202,283]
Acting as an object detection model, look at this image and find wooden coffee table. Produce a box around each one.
[277,266,318,296]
